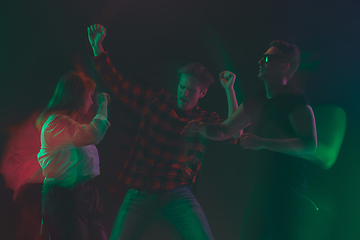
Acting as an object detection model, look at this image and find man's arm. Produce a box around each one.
[87,24,159,113]
[301,105,346,169]
[88,24,105,57]
[219,71,242,139]
[181,103,251,140]
[240,105,317,155]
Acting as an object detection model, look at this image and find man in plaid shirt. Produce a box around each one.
[88,24,239,240]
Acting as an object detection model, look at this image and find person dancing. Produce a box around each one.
[88,24,240,240]
[182,40,317,240]
[37,71,110,240]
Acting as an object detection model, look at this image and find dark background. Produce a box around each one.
[0,0,359,239]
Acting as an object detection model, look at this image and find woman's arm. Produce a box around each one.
[44,93,110,148]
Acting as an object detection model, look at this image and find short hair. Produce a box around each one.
[270,40,300,78]
[38,71,96,125]
[178,62,214,90]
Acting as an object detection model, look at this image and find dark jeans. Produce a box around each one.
[42,180,107,240]
[110,185,214,240]
[238,184,305,240]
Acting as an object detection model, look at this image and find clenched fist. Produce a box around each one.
[88,24,106,47]
[96,92,110,106]
[219,71,236,90]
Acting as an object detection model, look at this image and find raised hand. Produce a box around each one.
[180,120,202,136]
[97,92,110,106]
[219,71,236,90]
[88,24,106,47]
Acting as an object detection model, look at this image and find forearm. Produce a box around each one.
[97,103,108,119]
[91,43,104,57]
[225,88,238,116]
[261,137,317,155]
[94,53,157,114]
[198,123,232,141]
[94,52,128,101]
[84,106,110,145]
[225,87,241,139]
[293,141,335,170]
[50,115,110,147]
[199,103,250,140]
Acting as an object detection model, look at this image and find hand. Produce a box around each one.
[97,92,110,106]
[219,71,236,90]
[180,120,202,136]
[88,24,106,47]
[240,133,264,150]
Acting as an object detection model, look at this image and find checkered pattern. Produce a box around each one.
[95,52,235,192]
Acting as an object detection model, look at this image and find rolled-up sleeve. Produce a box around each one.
[44,115,110,148]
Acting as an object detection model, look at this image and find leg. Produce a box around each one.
[238,185,270,240]
[76,182,108,240]
[268,185,304,240]
[42,182,100,240]
[238,184,304,240]
[110,189,158,240]
[42,184,80,240]
[159,185,214,240]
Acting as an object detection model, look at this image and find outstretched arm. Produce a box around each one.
[181,103,251,140]
[87,24,159,113]
[219,71,242,139]
[240,105,317,155]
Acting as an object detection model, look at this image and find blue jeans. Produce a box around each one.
[110,185,214,240]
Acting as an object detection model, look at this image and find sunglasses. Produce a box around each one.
[262,54,284,63]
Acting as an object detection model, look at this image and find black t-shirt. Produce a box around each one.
[243,86,309,187]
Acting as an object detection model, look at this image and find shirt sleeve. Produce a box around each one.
[43,114,110,148]
[94,52,160,113]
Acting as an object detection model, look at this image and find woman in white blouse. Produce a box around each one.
[37,71,110,240]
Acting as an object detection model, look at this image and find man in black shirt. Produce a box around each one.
[182,40,317,240]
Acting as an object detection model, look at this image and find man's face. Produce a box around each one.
[258,46,287,82]
[177,74,207,110]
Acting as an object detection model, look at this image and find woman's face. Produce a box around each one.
[81,91,94,115]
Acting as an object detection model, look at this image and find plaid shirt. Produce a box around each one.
[95,52,235,192]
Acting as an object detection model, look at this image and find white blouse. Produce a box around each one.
[38,113,110,187]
